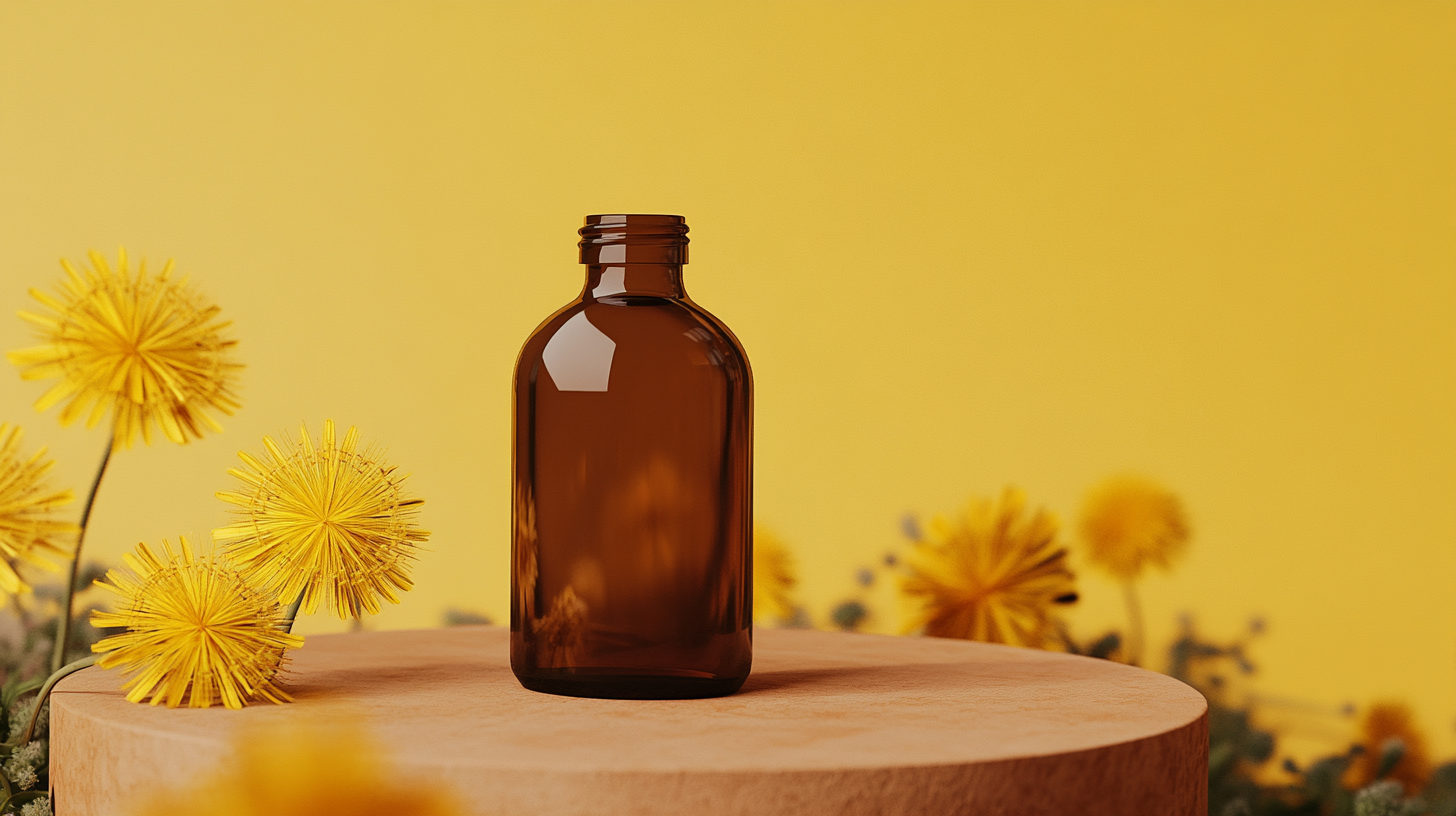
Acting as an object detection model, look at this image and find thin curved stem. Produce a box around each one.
[17,654,97,747]
[0,792,48,812]
[281,593,304,634]
[1122,580,1144,667]
[51,430,115,675]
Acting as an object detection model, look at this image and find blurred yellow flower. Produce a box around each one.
[213,420,429,619]
[1343,701,1432,794]
[1079,474,1190,581]
[90,537,301,708]
[902,487,1077,648]
[0,423,76,595]
[134,720,462,816]
[535,586,588,668]
[513,483,540,625]
[753,525,797,623]
[7,248,242,451]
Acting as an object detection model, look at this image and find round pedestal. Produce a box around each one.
[50,626,1207,815]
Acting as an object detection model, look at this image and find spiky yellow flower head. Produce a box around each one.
[902,487,1077,648]
[1079,474,1190,581]
[0,423,77,595]
[1343,702,1433,794]
[7,248,242,451]
[213,420,429,619]
[753,525,798,623]
[134,719,463,816]
[90,537,302,708]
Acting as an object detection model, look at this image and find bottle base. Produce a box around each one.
[515,669,747,700]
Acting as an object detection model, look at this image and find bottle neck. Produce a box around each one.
[583,264,686,300]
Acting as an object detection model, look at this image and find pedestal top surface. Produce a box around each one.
[56,625,1205,773]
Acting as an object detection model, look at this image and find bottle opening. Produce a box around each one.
[579,214,689,265]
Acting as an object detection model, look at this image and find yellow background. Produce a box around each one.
[1,2,1453,762]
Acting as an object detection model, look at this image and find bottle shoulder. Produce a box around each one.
[520,298,746,358]
[515,297,750,388]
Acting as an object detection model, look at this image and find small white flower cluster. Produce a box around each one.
[3,738,47,790]
[1354,780,1426,816]
[6,698,47,742]
[18,796,50,816]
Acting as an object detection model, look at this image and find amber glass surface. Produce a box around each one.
[511,215,753,699]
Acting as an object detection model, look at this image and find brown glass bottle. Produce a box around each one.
[511,214,752,699]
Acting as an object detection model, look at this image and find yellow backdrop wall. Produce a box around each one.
[1,1,1452,762]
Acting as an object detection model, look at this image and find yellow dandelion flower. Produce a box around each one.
[134,719,463,816]
[0,423,77,595]
[7,248,242,451]
[902,487,1077,648]
[213,420,429,619]
[1079,474,1190,581]
[1343,702,1433,794]
[753,525,798,623]
[90,536,302,708]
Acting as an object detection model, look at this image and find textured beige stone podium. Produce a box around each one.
[51,626,1207,815]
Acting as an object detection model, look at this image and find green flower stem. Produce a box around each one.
[1122,580,1144,667]
[50,430,115,675]
[13,654,97,748]
[0,791,48,811]
[281,593,304,634]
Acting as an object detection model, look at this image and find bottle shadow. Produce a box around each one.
[737,661,1020,696]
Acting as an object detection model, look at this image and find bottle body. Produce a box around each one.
[511,215,752,699]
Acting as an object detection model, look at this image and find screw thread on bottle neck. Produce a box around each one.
[579,214,689,265]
